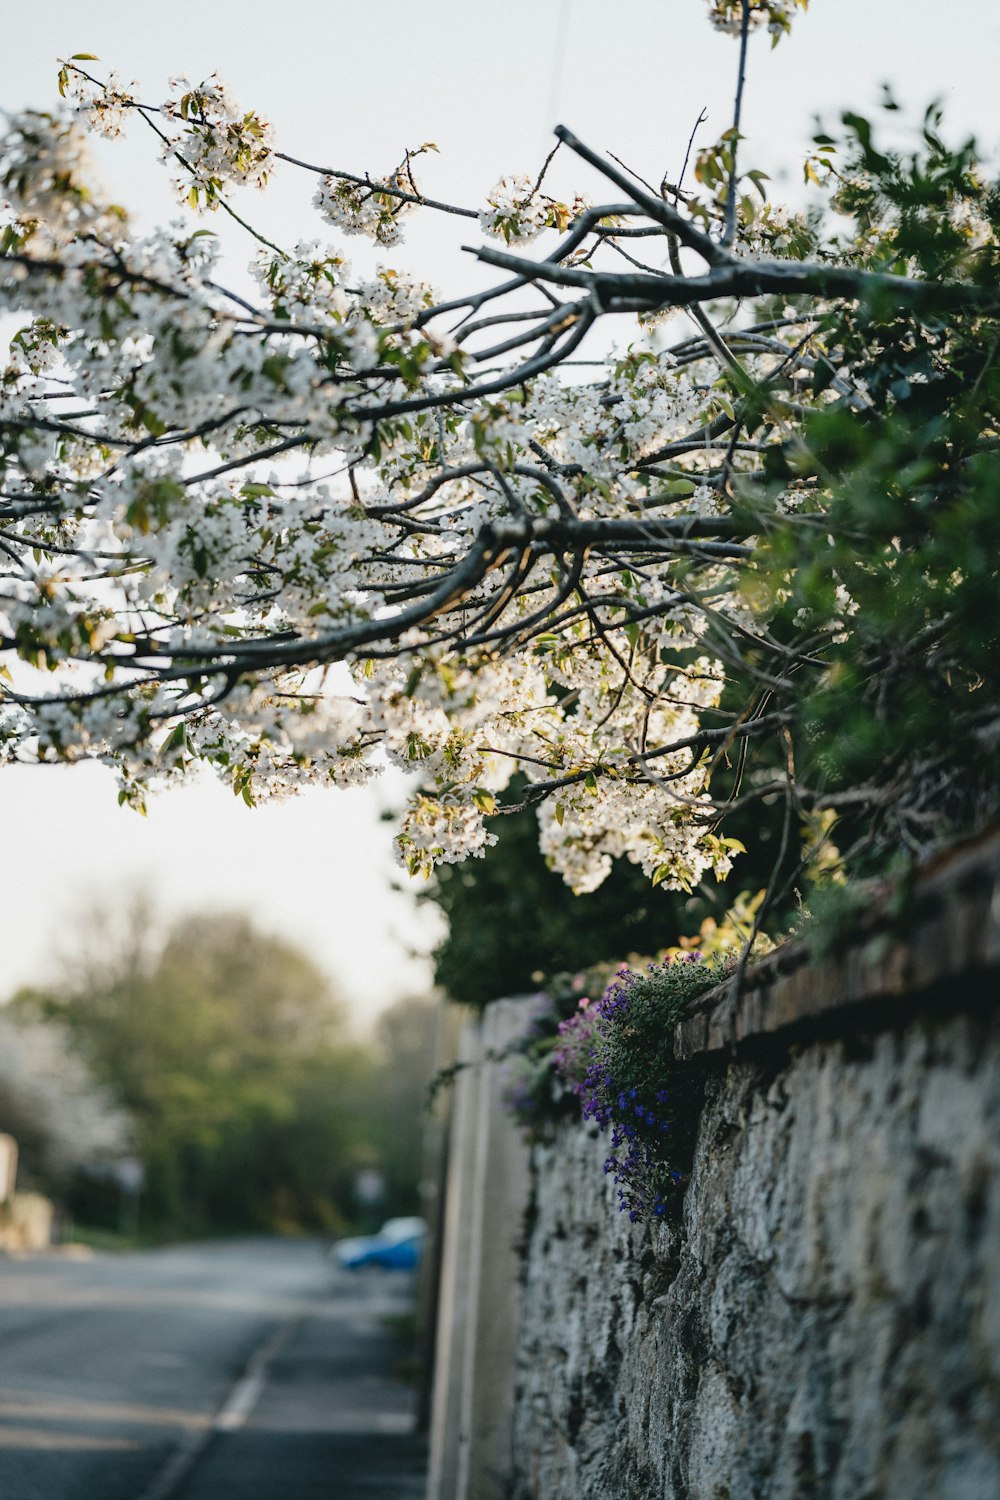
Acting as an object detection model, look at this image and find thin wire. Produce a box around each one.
[545,0,574,139]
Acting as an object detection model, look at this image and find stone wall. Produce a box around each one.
[513,1010,1000,1499]
[510,835,1000,1500]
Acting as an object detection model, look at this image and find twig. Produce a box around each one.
[722,0,752,250]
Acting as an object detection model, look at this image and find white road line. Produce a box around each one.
[215,1320,294,1432]
[135,1317,301,1500]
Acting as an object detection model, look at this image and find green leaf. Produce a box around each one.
[70,52,100,60]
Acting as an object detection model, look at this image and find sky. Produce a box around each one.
[1,0,997,1021]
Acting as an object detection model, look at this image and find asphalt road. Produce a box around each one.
[0,1237,426,1500]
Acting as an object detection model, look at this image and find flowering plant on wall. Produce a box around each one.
[500,949,734,1220]
[500,895,772,1219]
[499,961,622,1133]
[569,955,735,1220]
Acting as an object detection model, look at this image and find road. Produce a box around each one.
[0,1237,426,1499]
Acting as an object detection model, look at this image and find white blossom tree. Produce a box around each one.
[1,0,997,932]
[0,1005,132,1177]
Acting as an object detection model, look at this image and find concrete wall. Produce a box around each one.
[0,1135,53,1254]
[0,1192,54,1253]
[0,1134,17,1202]
[427,998,532,1500]
[429,834,1000,1500]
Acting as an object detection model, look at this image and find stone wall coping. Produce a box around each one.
[674,828,1000,1060]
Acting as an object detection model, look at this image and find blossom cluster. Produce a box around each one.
[0,110,122,248]
[479,175,591,244]
[314,171,415,247]
[0,49,847,893]
[706,0,808,41]
[162,73,276,209]
[60,65,137,140]
[312,145,438,247]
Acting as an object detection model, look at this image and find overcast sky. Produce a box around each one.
[1,1,997,1021]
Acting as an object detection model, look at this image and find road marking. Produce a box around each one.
[215,1321,295,1432]
[134,1317,301,1500]
[0,1426,139,1452]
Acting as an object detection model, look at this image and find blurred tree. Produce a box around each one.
[368,994,447,1215]
[0,1005,131,1187]
[19,902,381,1236]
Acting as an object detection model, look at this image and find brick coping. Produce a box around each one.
[673,829,1000,1060]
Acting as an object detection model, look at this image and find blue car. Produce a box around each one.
[332,1216,427,1271]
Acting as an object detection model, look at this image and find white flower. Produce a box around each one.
[0,110,124,246]
[315,172,414,245]
[62,67,137,140]
[161,73,275,209]
[479,174,550,243]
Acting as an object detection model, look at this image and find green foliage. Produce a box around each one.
[733,104,1000,878]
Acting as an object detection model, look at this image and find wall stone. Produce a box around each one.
[512,1004,1000,1500]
